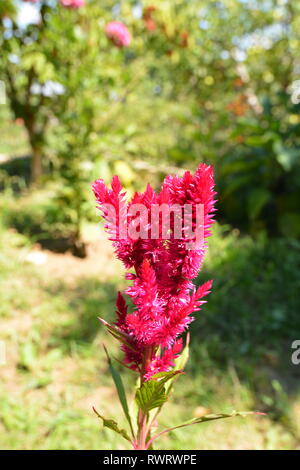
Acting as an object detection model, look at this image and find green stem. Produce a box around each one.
[136,347,152,450]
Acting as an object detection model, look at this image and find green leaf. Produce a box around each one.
[92,407,131,443]
[279,212,300,238]
[247,188,270,220]
[151,370,183,382]
[135,380,168,413]
[103,346,134,438]
[99,318,137,353]
[147,411,264,448]
[137,342,188,416]
[174,334,190,372]
[172,410,258,428]
[276,150,297,171]
[98,318,133,346]
[223,175,252,198]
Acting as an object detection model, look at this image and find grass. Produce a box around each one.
[0,200,299,449]
[0,106,29,158]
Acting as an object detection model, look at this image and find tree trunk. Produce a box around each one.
[30,145,43,185]
[25,117,43,185]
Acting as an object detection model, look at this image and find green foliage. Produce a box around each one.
[93,408,131,443]
[0,189,78,250]
[0,106,29,158]
[194,224,300,370]
[135,380,168,413]
[0,0,16,20]
[150,410,261,448]
[135,371,182,413]
[104,346,134,437]
[1,0,300,240]
[218,97,300,236]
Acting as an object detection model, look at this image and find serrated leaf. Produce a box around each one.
[93,407,131,442]
[135,380,168,413]
[103,346,134,438]
[137,346,187,418]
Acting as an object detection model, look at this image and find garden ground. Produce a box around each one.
[0,216,299,450]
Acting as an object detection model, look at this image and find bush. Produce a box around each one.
[0,188,80,253]
[194,225,300,372]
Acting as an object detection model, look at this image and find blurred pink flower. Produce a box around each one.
[60,0,85,8]
[105,21,131,48]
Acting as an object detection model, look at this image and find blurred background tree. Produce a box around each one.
[2,0,300,242]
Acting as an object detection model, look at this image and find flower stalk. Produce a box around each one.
[136,346,153,449]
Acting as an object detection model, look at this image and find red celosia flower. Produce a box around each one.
[105,21,131,48]
[93,164,216,379]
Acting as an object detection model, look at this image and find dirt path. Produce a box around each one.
[22,227,123,282]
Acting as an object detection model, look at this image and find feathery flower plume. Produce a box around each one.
[93,164,217,380]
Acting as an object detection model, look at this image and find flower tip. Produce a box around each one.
[111,175,123,193]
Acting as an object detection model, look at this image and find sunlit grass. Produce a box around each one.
[0,107,29,158]
[0,217,299,449]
